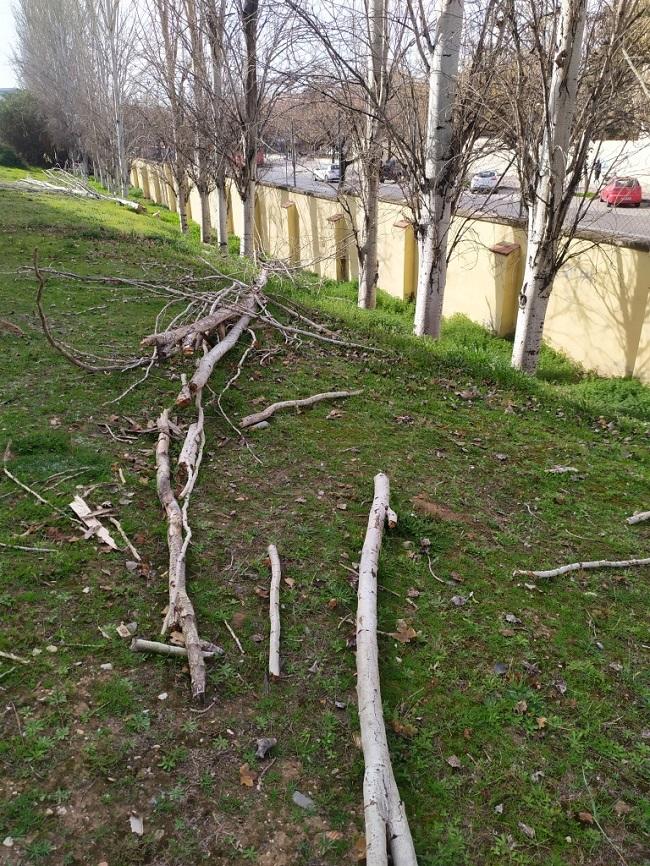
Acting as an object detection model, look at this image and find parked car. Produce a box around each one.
[599,176,642,207]
[313,163,341,183]
[379,158,404,183]
[470,169,499,193]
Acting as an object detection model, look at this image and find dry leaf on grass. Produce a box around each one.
[577,811,594,825]
[239,763,258,787]
[446,755,462,769]
[391,719,417,738]
[353,835,367,861]
[389,619,417,643]
[613,800,632,816]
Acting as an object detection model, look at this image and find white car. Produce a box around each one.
[470,170,499,193]
[313,163,341,183]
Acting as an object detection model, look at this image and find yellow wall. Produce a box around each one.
[133,160,650,383]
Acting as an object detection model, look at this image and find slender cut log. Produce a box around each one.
[268,544,281,677]
[240,389,363,428]
[130,638,223,658]
[156,409,206,702]
[356,473,417,866]
[514,557,650,580]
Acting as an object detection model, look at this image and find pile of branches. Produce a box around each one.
[30,255,373,702]
[2,168,144,213]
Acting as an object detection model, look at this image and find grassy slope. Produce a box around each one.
[0,172,648,866]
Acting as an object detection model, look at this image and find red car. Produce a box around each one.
[599,177,642,207]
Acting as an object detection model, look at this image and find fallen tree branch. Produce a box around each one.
[356,473,417,866]
[3,441,78,525]
[141,307,239,352]
[268,544,282,678]
[626,511,650,525]
[223,619,245,654]
[514,557,650,579]
[156,408,206,703]
[240,389,363,429]
[130,638,223,658]
[33,250,147,372]
[108,517,141,561]
[0,541,57,553]
[175,277,265,407]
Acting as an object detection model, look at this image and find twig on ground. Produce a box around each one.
[223,619,245,654]
[0,541,57,553]
[240,389,363,429]
[0,650,29,665]
[582,769,628,866]
[514,557,650,579]
[3,442,78,525]
[108,517,141,561]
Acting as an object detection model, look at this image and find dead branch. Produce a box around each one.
[156,408,206,703]
[240,389,363,429]
[130,638,223,658]
[268,544,282,678]
[108,517,141,561]
[514,557,650,579]
[69,496,119,550]
[626,511,650,525]
[0,319,24,336]
[33,251,147,372]
[0,541,57,553]
[356,473,417,866]
[0,650,29,664]
[141,307,239,351]
[223,619,246,654]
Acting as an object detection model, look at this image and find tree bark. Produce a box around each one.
[412,0,464,339]
[356,473,417,866]
[510,0,587,374]
[241,179,256,258]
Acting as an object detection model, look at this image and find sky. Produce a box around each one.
[0,0,18,89]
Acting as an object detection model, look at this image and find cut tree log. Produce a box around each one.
[626,511,650,525]
[240,389,363,429]
[156,408,206,702]
[130,638,223,658]
[268,544,282,678]
[514,557,650,579]
[356,473,417,866]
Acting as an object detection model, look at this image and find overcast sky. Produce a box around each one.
[0,0,18,89]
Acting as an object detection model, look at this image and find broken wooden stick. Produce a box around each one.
[268,544,281,678]
[156,408,206,702]
[514,557,650,579]
[70,496,119,550]
[356,473,417,866]
[626,511,650,525]
[240,389,363,429]
[130,638,223,659]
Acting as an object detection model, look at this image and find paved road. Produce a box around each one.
[261,162,650,244]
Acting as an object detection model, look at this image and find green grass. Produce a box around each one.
[0,170,648,865]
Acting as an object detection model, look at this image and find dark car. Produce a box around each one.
[380,159,404,183]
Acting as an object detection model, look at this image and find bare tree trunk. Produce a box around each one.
[413,0,464,338]
[216,183,228,248]
[511,0,587,373]
[199,186,212,244]
[357,0,387,310]
[413,196,452,338]
[242,179,256,257]
[177,180,189,234]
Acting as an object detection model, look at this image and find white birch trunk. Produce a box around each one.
[267,544,281,677]
[357,473,417,866]
[413,0,464,338]
[511,0,587,373]
[199,188,212,244]
[413,195,452,338]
